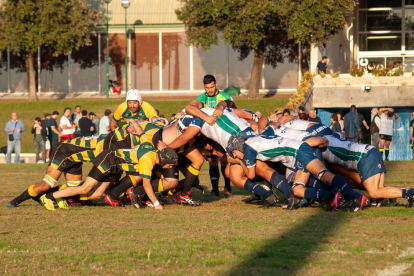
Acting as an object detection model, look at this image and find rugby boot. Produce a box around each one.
[224,189,233,198]
[179,191,201,206]
[171,194,181,204]
[330,192,342,212]
[40,194,55,211]
[158,192,176,205]
[126,188,144,209]
[104,194,120,207]
[7,200,18,208]
[244,194,262,204]
[286,197,301,210]
[371,198,383,207]
[67,198,82,207]
[262,191,278,209]
[56,198,69,209]
[408,195,414,207]
[350,193,369,212]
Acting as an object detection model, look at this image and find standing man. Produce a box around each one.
[343,105,361,143]
[370,108,381,149]
[411,111,414,160]
[78,110,95,137]
[60,107,76,142]
[47,111,61,155]
[42,113,51,162]
[184,74,234,197]
[4,112,25,163]
[89,112,99,135]
[356,108,369,143]
[99,109,112,136]
[31,117,47,163]
[379,107,398,161]
[111,89,160,130]
[316,56,328,75]
[71,105,82,137]
[308,109,322,124]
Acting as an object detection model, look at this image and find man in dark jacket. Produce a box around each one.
[78,110,95,137]
[31,117,47,163]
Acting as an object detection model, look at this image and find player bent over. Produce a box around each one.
[7,135,106,208]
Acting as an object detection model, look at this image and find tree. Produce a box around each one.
[176,0,356,98]
[0,0,103,101]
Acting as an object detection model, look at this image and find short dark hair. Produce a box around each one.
[298,106,306,112]
[331,114,338,122]
[298,113,308,120]
[203,74,216,85]
[322,56,327,60]
[155,109,160,116]
[64,107,71,113]
[52,111,59,115]
[160,114,165,118]
[225,99,237,109]
[350,105,356,111]
[283,108,290,115]
[104,109,111,116]
[75,105,81,109]
[35,117,41,122]
[82,110,88,116]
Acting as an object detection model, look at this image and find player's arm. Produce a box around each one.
[232,108,259,122]
[278,115,297,125]
[304,137,328,148]
[129,120,144,135]
[258,116,269,134]
[185,100,216,126]
[142,178,163,210]
[226,154,255,180]
[110,118,118,130]
[160,125,200,150]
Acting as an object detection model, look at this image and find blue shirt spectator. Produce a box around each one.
[344,105,361,142]
[4,112,25,163]
[4,114,25,140]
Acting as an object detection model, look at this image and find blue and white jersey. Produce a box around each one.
[189,108,256,149]
[264,125,313,141]
[322,134,375,170]
[283,119,314,131]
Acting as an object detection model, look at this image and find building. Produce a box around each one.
[0,0,300,96]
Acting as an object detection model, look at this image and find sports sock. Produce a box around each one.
[304,188,333,200]
[331,175,356,197]
[308,175,334,191]
[379,148,384,153]
[182,165,200,195]
[209,165,220,193]
[221,165,231,191]
[133,179,163,195]
[243,179,268,197]
[110,175,135,200]
[402,189,414,198]
[269,171,292,195]
[385,148,390,160]
[45,192,56,201]
[12,185,39,204]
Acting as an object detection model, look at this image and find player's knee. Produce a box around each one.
[292,182,305,195]
[367,188,380,199]
[164,178,178,187]
[43,175,58,188]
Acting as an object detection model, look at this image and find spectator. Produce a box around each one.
[283,109,290,116]
[78,110,94,137]
[330,114,342,133]
[343,105,361,142]
[31,117,47,163]
[112,81,121,94]
[298,112,308,120]
[99,109,112,136]
[41,113,51,162]
[298,106,306,114]
[269,110,283,121]
[356,108,369,143]
[108,80,113,93]
[411,111,414,160]
[316,56,328,75]
[4,112,25,163]
[379,107,399,161]
[70,105,82,137]
[335,112,345,131]
[159,114,169,125]
[370,108,381,150]
[309,109,322,124]
[47,111,61,157]
[60,107,76,142]
[89,112,99,135]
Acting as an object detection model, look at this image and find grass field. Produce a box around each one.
[0,97,288,153]
[1,161,414,275]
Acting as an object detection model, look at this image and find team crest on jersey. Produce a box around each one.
[378,164,381,168]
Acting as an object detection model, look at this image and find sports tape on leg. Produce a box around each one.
[67,180,82,187]
[43,174,57,188]
[317,169,328,180]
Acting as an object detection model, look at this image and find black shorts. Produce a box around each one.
[380,134,393,142]
[151,129,163,147]
[104,131,132,150]
[49,143,90,175]
[154,164,179,179]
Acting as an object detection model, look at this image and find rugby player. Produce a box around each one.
[110,89,161,130]
[277,115,333,137]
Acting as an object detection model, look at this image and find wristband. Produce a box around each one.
[153,201,160,207]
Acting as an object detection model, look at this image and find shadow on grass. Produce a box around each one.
[226,210,348,275]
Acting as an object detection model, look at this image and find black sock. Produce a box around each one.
[133,179,162,195]
[12,189,32,204]
[209,165,220,193]
[402,189,414,198]
[221,165,231,191]
[269,171,292,195]
[308,175,334,191]
[385,149,390,160]
[110,176,134,200]
[45,192,56,201]
[304,188,333,200]
[243,179,268,197]
[182,166,200,195]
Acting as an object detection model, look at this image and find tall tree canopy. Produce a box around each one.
[0,0,104,100]
[176,0,356,98]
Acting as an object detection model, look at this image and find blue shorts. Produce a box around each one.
[306,124,333,137]
[358,148,386,182]
[295,143,317,172]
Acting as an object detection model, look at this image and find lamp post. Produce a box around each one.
[104,0,112,100]
[121,0,130,93]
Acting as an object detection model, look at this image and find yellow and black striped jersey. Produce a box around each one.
[65,135,106,149]
[113,122,162,148]
[113,101,158,128]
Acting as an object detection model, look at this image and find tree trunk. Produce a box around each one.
[25,52,38,101]
[247,47,265,99]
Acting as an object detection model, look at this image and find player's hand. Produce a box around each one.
[154,204,164,210]
[157,140,167,151]
[205,115,217,126]
[175,111,185,119]
[213,108,224,117]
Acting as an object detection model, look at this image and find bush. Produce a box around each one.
[330,65,342,78]
[348,64,365,77]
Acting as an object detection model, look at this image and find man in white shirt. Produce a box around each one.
[60,107,76,142]
[379,107,398,161]
[99,109,112,136]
